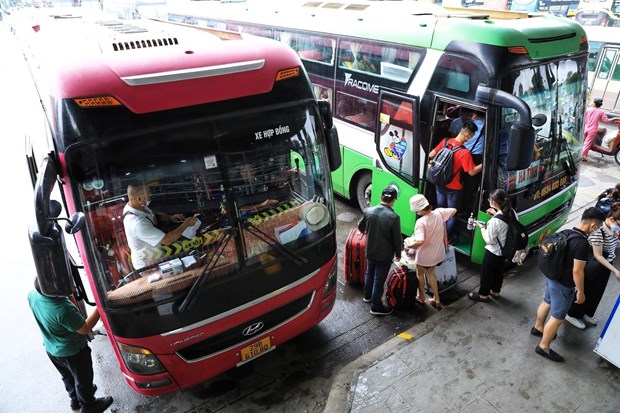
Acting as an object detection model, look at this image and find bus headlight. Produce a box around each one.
[117,342,166,375]
[322,261,337,298]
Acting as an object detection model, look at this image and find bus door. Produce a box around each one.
[591,45,620,113]
[373,91,420,235]
[422,97,487,256]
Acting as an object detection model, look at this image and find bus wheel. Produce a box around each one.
[615,149,620,166]
[355,173,372,211]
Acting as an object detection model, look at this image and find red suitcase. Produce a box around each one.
[344,228,367,284]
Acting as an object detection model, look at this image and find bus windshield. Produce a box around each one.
[67,101,333,309]
[500,58,587,196]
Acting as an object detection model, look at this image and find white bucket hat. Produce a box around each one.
[299,202,330,231]
[409,194,430,212]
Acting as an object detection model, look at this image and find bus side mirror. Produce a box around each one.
[318,100,333,130]
[327,127,342,172]
[317,100,341,171]
[475,85,535,171]
[30,157,77,297]
[506,124,535,171]
[29,223,75,297]
[65,212,86,234]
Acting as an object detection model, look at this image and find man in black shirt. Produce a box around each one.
[532,207,605,362]
[358,186,403,316]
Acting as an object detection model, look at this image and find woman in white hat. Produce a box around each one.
[406,194,456,309]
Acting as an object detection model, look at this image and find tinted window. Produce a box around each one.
[338,39,422,83]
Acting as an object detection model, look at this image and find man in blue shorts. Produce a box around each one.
[532,207,605,362]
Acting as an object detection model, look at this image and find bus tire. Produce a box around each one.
[615,148,620,166]
[355,172,372,211]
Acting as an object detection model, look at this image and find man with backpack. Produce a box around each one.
[427,121,482,243]
[533,207,606,362]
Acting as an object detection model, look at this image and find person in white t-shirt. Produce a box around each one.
[123,184,197,270]
[468,189,511,303]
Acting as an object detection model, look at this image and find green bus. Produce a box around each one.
[167,0,588,264]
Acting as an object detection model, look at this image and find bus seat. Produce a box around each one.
[85,201,133,284]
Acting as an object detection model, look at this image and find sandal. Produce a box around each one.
[490,291,501,299]
[429,299,444,310]
[415,296,427,304]
[468,292,489,303]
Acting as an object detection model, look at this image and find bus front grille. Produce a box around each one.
[176,292,314,363]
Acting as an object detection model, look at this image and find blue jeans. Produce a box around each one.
[436,187,462,237]
[364,258,392,309]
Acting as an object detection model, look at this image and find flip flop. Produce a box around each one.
[490,291,501,299]
[415,296,427,304]
[429,299,444,310]
[468,292,489,303]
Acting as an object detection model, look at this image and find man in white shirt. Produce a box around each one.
[123,185,197,270]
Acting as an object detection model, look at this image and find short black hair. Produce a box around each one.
[461,120,478,134]
[582,207,606,223]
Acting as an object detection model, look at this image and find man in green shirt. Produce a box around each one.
[28,279,113,413]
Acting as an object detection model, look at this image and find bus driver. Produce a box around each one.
[123,184,197,270]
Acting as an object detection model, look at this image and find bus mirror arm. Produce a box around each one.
[475,85,535,171]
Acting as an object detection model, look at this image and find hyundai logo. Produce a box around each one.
[242,322,265,337]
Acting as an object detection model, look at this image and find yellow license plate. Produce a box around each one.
[240,337,271,362]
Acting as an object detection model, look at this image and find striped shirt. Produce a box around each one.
[588,223,618,262]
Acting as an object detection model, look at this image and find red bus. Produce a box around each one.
[23,11,340,395]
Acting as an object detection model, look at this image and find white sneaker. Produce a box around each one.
[583,315,598,326]
[565,315,586,330]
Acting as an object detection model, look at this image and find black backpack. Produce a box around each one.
[426,139,463,187]
[494,213,529,261]
[538,229,586,280]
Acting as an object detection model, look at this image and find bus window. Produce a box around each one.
[598,49,617,79]
[427,54,488,100]
[227,22,273,38]
[588,40,603,71]
[611,57,620,80]
[313,84,333,107]
[336,92,377,129]
[377,95,416,183]
[338,39,422,82]
[279,31,335,65]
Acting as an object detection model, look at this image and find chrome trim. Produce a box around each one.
[176,290,316,364]
[161,268,320,337]
[121,60,265,86]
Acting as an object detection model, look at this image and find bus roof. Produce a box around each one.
[23,10,304,113]
[171,0,586,60]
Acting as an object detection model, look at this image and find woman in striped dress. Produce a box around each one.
[565,203,620,329]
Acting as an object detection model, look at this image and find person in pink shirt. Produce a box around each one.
[582,98,619,161]
[406,194,456,310]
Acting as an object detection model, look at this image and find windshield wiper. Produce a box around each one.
[557,116,577,176]
[240,218,308,266]
[177,228,234,313]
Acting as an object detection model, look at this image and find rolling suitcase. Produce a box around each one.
[385,265,418,311]
[344,228,367,284]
